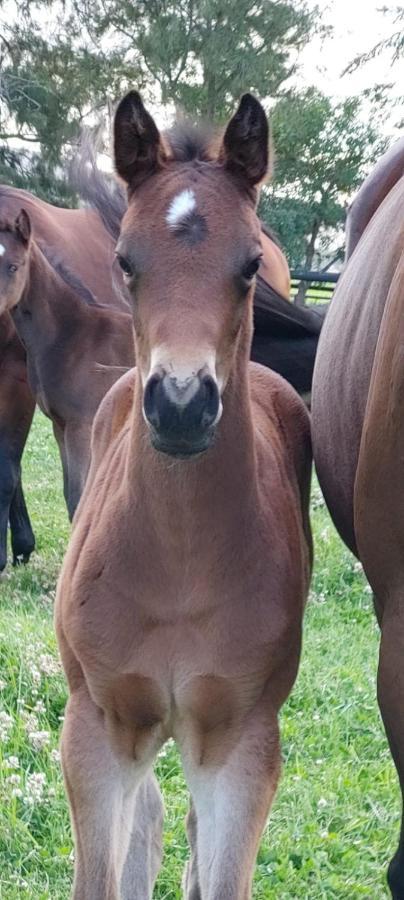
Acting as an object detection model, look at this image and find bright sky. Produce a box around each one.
[297,0,403,134]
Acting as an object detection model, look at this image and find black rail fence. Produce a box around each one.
[290,269,340,306]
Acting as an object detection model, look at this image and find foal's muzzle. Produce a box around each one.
[143,370,220,457]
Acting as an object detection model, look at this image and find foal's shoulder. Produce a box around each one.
[81,368,135,503]
[249,362,311,465]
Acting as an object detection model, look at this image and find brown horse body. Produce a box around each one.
[0,214,134,518]
[312,158,404,895]
[56,93,312,898]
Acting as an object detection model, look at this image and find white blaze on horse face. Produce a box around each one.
[166,189,196,228]
[0,244,5,256]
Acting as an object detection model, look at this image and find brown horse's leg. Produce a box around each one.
[63,423,92,519]
[181,705,281,900]
[61,685,162,900]
[377,607,404,899]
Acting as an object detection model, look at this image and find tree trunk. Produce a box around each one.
[294,218,320,307]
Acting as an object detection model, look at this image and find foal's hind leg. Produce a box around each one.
[181,704,281,900]
[377,605,404,899]
[61,685,163,900]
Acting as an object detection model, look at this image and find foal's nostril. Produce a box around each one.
[143,372,163,426]
[200,374,219,425]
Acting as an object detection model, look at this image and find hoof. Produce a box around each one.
[12,552,31,567]
[388,851,404,899]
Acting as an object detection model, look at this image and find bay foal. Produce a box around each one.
[0,211,134,518]
[56,92,312,899]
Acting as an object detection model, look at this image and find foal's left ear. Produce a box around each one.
[114,90,164,192]
[220,94,270,191]
[14,209,31,246]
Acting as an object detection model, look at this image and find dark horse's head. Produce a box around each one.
[114,91,270,457]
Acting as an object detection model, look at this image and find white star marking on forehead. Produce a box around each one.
[0,244,5,256]
[166,189,196,228]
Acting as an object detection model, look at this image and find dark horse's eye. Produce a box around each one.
[8,264,18,274]
[242,257,261,281]
[116,254,133,278]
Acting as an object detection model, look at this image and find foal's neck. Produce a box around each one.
[17,242,87,343]
[129,326,258,540]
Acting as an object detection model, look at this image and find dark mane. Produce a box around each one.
[37,242,102,308]
[70,129,127,242]
[164,121,216,163]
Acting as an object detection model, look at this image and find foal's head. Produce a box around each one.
[114,91,270,457]
[0,210,31,316]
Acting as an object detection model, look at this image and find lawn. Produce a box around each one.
[0,412,399,898]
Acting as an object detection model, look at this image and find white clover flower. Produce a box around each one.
[0,710,13,742]
[38,654,60,677]
[30,667,41,685]
[21,711,39,733]
[25,771,46,803]
[33,700,46,714]
[6,774,21,786]
[11,787,23,799]
[5,756,19,769]
[317,797,328,809]
[50,749,61,764]
[28,730,51,751]
[0,679,6,691]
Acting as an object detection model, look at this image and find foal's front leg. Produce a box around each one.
[61,684,163,900]
[181,702,281,900]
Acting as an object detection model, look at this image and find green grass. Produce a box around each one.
[0,412,399,898]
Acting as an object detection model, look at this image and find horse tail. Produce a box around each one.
[70,128,127,241]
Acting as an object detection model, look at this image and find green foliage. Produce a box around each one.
[0,414,398,897]
[73,0,319,119]
[260,88,389,269]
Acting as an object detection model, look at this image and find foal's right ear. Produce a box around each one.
[220,94,270,192]
[14,209,31,246]
[114,91,164,193]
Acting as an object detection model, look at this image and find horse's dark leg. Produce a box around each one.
[376,603,404,898]
[0,456,15,573]
[9,474,35,566]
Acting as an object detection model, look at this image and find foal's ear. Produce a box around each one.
[220,94,270,191]
[114,91,164,192]
[14,209,31,246]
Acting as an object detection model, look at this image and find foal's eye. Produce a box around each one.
[242,257,262,281]
[116,254,133,278]
[8,264,18,274]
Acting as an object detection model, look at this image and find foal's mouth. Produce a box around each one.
[149,428,215,458]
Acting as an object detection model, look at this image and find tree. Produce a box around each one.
[0,1,138,201]
[72,0,320,120]
[259,87,389,301]
[1,0,320,200]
